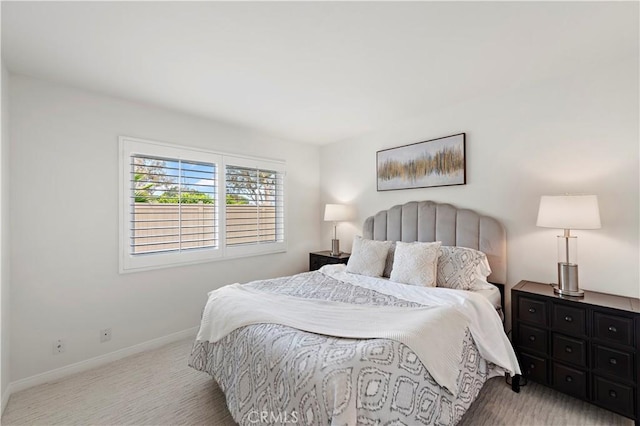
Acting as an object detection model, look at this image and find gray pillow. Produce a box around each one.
[346,236,392,277]
[437,246,492,290]
[383,241,396,278]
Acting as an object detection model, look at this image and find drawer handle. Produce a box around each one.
[608,325,617,333]
[529,364,535,369]
[565,375,573,383]
[609,390,617,398]
[565,346,573,354]
[528,307,536,314]
[564,315,573,322]
[529,335,536,342]
[609,358,617,365]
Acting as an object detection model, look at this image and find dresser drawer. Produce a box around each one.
[519,297,548,326]
[593,345,634,380]
[553,334,587,367]
[594,312,634,347]
[553,363,587,399]
[518,324,548,355]
[520,352,548,384]
[593,375,636,418]
[553,304,586,336]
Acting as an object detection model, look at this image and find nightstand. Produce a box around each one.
[309,251,350,271]
[512,280,640,424]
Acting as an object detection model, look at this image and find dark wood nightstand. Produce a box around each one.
[309,251,350,271]
[512,280,640,424]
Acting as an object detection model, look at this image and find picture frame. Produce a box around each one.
[376,133,466,191]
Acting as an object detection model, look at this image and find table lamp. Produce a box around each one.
[324,204,353,256]
[536,195,601,297]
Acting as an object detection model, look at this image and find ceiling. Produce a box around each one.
[2,2,637,145]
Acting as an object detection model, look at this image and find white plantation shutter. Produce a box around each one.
[225,165,285,247]
[130,155,217,255]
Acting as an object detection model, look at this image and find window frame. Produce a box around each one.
[119,136,286,273]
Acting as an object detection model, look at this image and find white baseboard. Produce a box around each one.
[1,382,12,415]
[7,326,198,397]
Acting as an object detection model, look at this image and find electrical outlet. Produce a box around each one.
[100,328,112,343]
[53,339,65,354]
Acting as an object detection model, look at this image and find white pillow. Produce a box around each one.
[345,236,392,277]
[437,246,492,290]
[389,241,442,287]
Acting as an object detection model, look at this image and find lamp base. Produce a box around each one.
[330,239,341,256]
[554,262,584,298]
[552,285,584,297]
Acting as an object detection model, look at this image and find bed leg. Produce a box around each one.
[511,374,521,393]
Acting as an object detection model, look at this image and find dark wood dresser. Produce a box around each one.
[309,251,350,271]
[512,280,640,424]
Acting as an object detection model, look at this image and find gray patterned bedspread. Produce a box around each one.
[189,271,504,425]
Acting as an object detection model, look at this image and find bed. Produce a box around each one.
[189,200,520,425]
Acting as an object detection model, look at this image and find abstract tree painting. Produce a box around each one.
[377,133,466,191]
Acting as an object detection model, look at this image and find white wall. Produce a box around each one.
[320,59,640,319]
[1,63,11,409]
[9,75,321,382]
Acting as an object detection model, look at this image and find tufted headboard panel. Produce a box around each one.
[363,200,506,285]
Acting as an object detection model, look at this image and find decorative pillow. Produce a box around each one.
[437,246,492,290]
[389,241,442,287]
[345,236,392,277]
[382,241,396,278]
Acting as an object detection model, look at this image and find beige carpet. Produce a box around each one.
[1,338,632,425]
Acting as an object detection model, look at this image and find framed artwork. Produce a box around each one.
[376,133,466,191]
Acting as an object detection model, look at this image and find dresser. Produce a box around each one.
[309,251,350,271]
[512,280,640,424]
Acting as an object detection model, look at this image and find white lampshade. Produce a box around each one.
[324,204,354,222]
[536,195,601,230]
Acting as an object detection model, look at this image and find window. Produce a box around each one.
[120,137,286,272]
[131,155,217,255]
[224,158,285,257]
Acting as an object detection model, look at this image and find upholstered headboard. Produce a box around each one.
[363,200,507,285]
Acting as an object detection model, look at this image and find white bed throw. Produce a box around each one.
[321,264,522,377]
[196,283,469,395]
